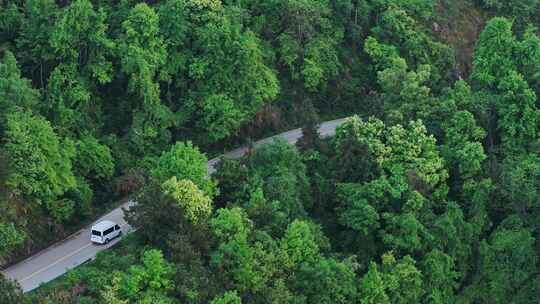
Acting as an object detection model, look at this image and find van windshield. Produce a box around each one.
[92,230,101,236]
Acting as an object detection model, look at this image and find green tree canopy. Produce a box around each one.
[292,257,358,304]
[16,0,58,88]
[0,222,25,261]
[0,51,39,127]
[74,134,115,180]
[470,220,537,303]
[161,177,213,224]
[334,116,448,255]
[247,139,311,226]
[210,207,273,293]
[118,2,172,154]
[472,17,540,153]
[360,252,424,304]
[150,141,217,198]
[210,290,242,304]
[187,14,279,141]
[120,249,175,301]
[50,0,114,83]
[4,111,76,221]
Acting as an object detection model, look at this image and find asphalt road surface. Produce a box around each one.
[2,117,347,292]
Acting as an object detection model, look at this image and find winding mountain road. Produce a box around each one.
[1,118,347,292]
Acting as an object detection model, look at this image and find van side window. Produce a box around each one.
[104,227,114,235]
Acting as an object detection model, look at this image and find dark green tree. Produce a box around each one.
[292,257,358,304]
[469,219,537,303]
[50,0,114,83]
[118,2,172,154]
[245,139,312,231]
[472,17,540,153]
[16,0,58,87]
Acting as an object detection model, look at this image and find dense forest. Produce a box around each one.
[1,0,540,303]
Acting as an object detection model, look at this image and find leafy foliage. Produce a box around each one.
[161,177,213,224]
[3,1,540,304]
[150,141,217,198]
[4,111,76,222]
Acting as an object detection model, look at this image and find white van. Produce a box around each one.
[91,220,122,244]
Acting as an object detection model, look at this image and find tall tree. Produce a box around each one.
[292,257,358,304]
[247,139,311,228]
[479,0,540,20]
[359,252,424,304]
[118,3,172,154]
[74,134,115,180]
[499,154,540,219]
[4,111,76,222]
[369,4,454,86]
[0,51,39,128]
[472,17,540,153]
[44,63,94,136]
[50,0,114,84]
[101,276,128,304]
[210,207,275,293]
[161,177,213,225]
[120,249,175,301]
[0,222,25,261]
[360,262,390,304]
[334,116,448,256]
[167,1,280,142]
[0,1,22,45]
[245,0,343,94]
[279,220,321,270]
[420,249,459,303]
[441,110,486,180]
[469,219,537,303]
[16,0,58,88]
[150,141,217,198]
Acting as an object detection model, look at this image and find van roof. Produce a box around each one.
[91,220,116,231]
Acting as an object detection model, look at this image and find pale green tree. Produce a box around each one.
[210,290,241,304]
[101,276,128,304]
[121,249,174,301]
[161,177,212,224]
[151,141,217,198]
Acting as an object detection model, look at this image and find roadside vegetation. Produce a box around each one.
[1,0,540,303]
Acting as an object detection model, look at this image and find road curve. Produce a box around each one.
[2,118,347,292]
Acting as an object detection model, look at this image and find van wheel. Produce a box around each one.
[105,238,110,244]
[119,230,123,236]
